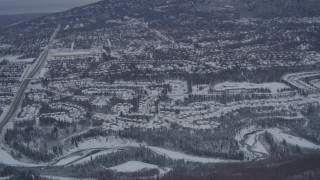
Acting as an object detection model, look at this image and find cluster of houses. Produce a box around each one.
[39,103,86,123]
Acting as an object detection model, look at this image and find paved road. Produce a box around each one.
[0,25,60,130]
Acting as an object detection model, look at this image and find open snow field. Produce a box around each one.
[148,146,235,163]
[236,127,320,161]
[109,161,171,175]
[0,146,42,167]
[73,137,141,151]
[252,139,268,155]
[72,149,119,165]
[0,55,34,63]
[54,149,119,166]
[267,128,320,149]
[213,81,290,93]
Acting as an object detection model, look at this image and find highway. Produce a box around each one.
[0,25,60,130]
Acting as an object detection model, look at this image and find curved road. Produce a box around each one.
[0,25,60,130]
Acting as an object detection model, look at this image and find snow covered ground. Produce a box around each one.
[148,146,235,163]
[0,55,34,63]
[0,106,10,124]
[72,149,119,165]
[0,137,140,167]
[73,136,141,152]
[235,125,259,141]
[245,132,257,147]
[266,128,320,149]
[0,177,11,180]
[236,127,320,161]
[244,130,268,155]
[237,129,269,160]
[38,67,49,79]
[0,146,43,167]
[109,161,171,175]
[165,80,188,101]
[57,136,142,163]
[252,140,268,155]
[54,154,84,166]
[54,149,119,166]
[212,81,290,93]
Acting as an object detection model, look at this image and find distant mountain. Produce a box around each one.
[1,0,320,58]
[235,0,320,18]
[0,13,50,28]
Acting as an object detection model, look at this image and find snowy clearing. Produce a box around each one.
[72,149,119,165]
[252,138,269,155]
[68,136,141,153]
[245,133,256,146]
[0,147,43,167]
[213,82,290,93]
[38,67,49,78]
[148,146,235,163]
[0,55,34,63]
[53,149,119,166]
[52,137,141,166]
[54,155,82,166]
[109,161,171,175]
[267,128,320,149]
